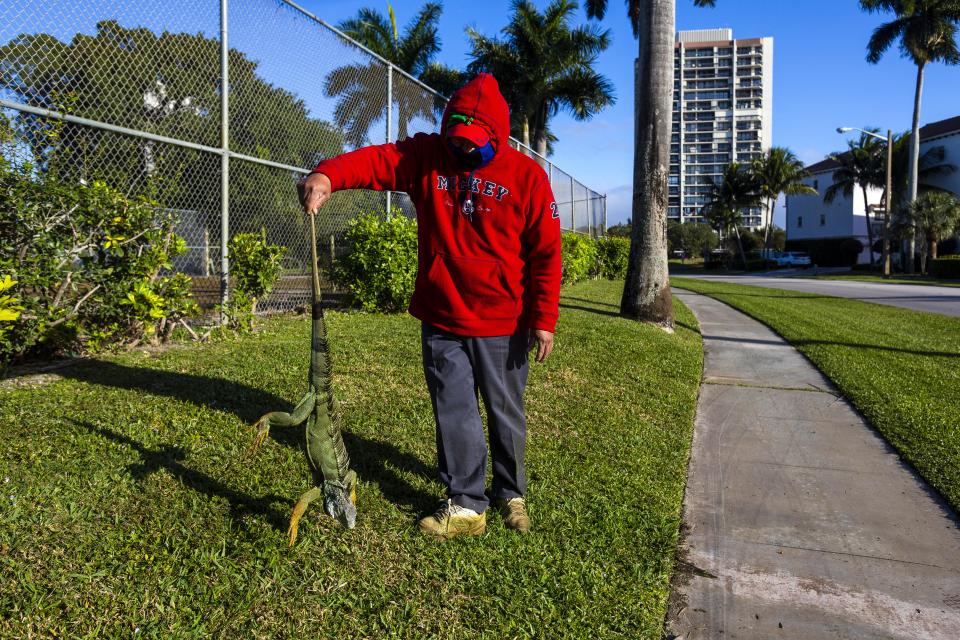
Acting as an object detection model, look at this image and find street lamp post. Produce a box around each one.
[837,127,894,279]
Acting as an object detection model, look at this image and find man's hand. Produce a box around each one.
[297,173,332,214]
[528,329,554,363]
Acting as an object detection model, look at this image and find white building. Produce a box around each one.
[786,115,960,264]
[670,29,774,228]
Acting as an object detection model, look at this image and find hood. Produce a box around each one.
[441,73,510,155]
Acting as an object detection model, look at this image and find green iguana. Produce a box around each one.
[248,211,357,546]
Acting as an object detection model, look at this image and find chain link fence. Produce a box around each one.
[1,0,607,316]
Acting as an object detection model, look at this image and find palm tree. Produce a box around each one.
[860,0,960,272]
[584,0,715,327]
[903,190,960,272]
[751,147,818,253]
[327,3,464,147]
[823,131,885,267]
[702,163,761,270]
[466,0,615,159]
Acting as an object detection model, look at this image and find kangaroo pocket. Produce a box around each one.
[425,254,518,321]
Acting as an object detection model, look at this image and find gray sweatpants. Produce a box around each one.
[421,323,529,513]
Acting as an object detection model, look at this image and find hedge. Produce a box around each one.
[560,233,598,285]
[930,255,960,278]
[593,236,631,280]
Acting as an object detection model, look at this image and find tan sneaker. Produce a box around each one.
[417,499,486,540]
[494,497,531,533]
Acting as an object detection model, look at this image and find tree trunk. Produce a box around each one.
[533,122,549,170]
[861,185,875,268]
[522,116,531,155]
[620,0,674,329]
[734,225,749,270]
[763,196,777,257]
[931,238,939,260]
[532,104,549,168]
[906,62,925,274]
[534,133,548,163]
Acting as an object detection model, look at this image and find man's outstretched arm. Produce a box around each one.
[297,135,426,214]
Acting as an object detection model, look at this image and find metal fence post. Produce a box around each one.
[385,63,393,220]
[219,0,230,320]
[586,185,592,238]
[203,227,210,276]
[603,195,607,235]
[570,174,575,232]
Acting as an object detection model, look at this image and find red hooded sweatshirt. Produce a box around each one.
[312,73,561,337]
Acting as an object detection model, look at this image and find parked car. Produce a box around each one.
[774,251,812,268]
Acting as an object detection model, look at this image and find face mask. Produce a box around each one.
[447,139,496,170]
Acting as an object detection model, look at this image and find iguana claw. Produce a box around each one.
[247,416,271,457]
[288,486,323,547]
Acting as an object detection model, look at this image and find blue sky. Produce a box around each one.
[306,0,960,226]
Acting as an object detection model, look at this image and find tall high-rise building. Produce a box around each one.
[670,29,773,228]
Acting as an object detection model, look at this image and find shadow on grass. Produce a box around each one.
[675,319,701,335]
[74,419,291,532]
[61,361,438,515]
[342,432,438,515]
[561,296,620,309]
[560,300,703,335]
[60,360,288,424]
[559,302,620,319]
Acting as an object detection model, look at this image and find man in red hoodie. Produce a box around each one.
[298,73,561,539]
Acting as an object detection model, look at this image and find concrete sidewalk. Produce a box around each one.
[669,290,960,640]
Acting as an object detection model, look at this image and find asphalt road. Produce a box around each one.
[673,274,960,317]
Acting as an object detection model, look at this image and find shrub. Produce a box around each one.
[1,165,199,363]
[704,251,730,270]
[744,258,769,272]
[226,232,286,326]
[216,289,254,334]
[0,275,23,366]
[561,233,597,285]
[594,236,630,279]
[334,213,418,312]
[930,255,960,278]
[668,221,719,259]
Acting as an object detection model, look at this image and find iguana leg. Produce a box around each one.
[287,486,323,548]
[248,392,316,456]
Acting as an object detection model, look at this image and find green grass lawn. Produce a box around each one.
[0,279,702,639]
[671,278,960,513]
[806,272,960,288]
